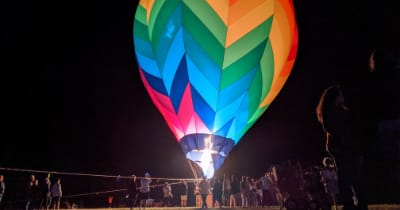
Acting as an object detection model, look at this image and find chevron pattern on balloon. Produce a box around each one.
[134,1,298,178]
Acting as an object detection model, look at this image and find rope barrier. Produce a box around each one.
[63,189,128,198]
[0,182,195,204]
[0,167,201,181]
[0,167,200,206]
[0,189,129,205]
[60,181,194,199]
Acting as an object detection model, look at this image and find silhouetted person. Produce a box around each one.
[198,176,210,208]
[162,182,172,207]
[40,177,51,210]
[222,174,231,206]
[229,174,240,208]
[139,172,151,209]
[240,176,250,208]
[25,175,36,210]
[127,175,138,210]
[177,180,188,207]
[362,47,400,202]
[32,179,41,209]
[260,171,273,207]
[316,85,367,210]
[51,178,62,210]
[212,177,223,207]
[270,166,283,208]
[0,175,5,207]
[150,179,163,204]
[320,157,339,210]
[367,47,400,120]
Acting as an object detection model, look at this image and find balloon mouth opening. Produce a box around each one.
[186,149,217,179]
[179,134,235,179]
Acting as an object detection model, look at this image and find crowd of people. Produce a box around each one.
[0,151,392,210]
[0,174,63,210]
[120,158,343,210]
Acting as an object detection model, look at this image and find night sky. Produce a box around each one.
[2,0,399,206]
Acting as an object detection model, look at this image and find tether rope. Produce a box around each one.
[0,167,200,181]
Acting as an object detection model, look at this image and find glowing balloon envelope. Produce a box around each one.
[133,0,298,178]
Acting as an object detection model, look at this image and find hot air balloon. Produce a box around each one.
[133,0,298,178]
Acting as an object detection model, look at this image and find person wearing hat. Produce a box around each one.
[139,172,152,209]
